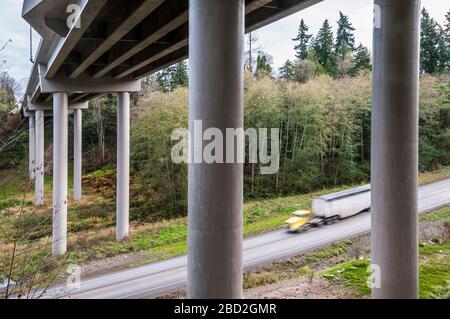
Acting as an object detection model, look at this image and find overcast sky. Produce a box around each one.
[1,0,449,95]
[254,0,449,73]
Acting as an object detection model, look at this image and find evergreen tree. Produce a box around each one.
[444,9,450,38]
[313,19,336,75]
[420,8,441,74]
[170,61,189,89]
[437,25,448,72]
[279,60,295,80]
[335,11,355,57]
[441,9,450,71]
[293,19,312,60]
[351,43,372,75]
[155,61,189,92]
[255,53,273,76]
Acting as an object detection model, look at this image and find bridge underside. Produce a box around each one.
[22,0,421,299]
[22,0,322,108]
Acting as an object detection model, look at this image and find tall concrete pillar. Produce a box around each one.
[188,0,244,299]
[29,116,36,181]
[35,110,45,206]
[73,109,82,201]
[371,0,420,299]
[116,92,130,242]
[52,92,69,256]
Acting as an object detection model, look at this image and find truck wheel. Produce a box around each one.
[325,216,339,225]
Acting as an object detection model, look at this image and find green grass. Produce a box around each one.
[129,222,188,260]
[62,219,191,265]
[420,206,450,222]
[321,259,371,296]
[0,169,31,198]
[0,198,32,210]
[321,240,450,299]
[418,240,450,299]
[304,240,353,264]
[84,164,115,179]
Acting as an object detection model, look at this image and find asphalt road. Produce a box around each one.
[44,178,450,299]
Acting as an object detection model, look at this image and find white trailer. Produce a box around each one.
[286,184,372,232]
[312,184,371,221]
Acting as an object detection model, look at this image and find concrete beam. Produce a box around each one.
[188,0,244,299]
[22,0,63,39]
[371,0,421,299]
[45,0,108,78]
[23,109,53,118]
[245,0,275,14]
[39,64,142,93]
[116,92,130,242]
[71,93,91,103]
[52,92,69,256]
[69,0,163,78]
[94,0,189,78]
[31,85,41,103]
[24,0,325,106]
[123,0,320,80]
[28,101,89,111]
[115,34,188,79]
[96,0,291,79]
[132,46,187,79]
[246,0,323,33]
[113,1,280,80]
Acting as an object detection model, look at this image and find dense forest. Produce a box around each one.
[128,72,450,219]
[1,9,450,221]
[128,9,450,219]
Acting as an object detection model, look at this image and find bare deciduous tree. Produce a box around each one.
[90,98,106,163]
[1,168,69,299]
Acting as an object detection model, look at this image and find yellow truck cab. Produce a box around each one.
[285,210,311,232]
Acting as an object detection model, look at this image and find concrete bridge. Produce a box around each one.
[21,0,421,299]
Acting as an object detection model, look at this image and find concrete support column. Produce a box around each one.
[73,109,82,201]
[371,0,421,299]
[188,0,244,299]
[116,92,130,242]
[29,116,36,181]
[52,92,69,256]
[35,110,45,206]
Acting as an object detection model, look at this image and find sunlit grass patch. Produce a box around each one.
[321,240,450,299]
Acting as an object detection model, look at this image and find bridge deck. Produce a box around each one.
[22,0,321,109]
